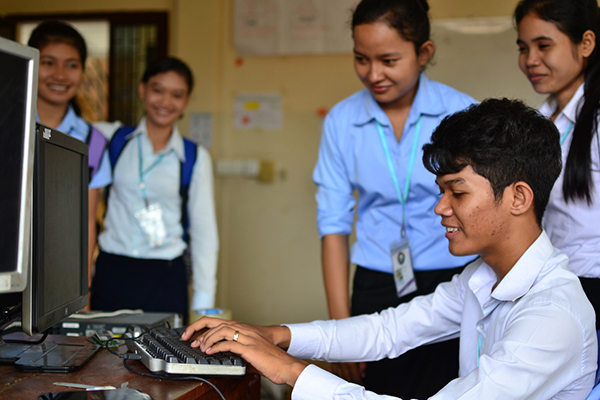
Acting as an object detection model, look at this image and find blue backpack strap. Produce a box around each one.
[180,138,198,196]
[85,123,108,183]
[180,138,198,240]
[108,125,136,170]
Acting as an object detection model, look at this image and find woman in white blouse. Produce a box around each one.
[515,0,600,328]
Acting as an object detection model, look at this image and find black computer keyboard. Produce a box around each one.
[126,326,246,376]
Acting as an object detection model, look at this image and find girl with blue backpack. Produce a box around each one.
[91,57,218,323]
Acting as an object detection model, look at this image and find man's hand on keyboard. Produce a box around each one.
[182,317,308,387]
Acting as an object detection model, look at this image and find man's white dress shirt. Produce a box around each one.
[287,231,597,399]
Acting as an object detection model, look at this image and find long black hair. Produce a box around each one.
[28,20,87,116]
[515,0,600,205]
[351,0,431,55]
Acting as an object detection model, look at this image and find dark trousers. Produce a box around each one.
[580,277,600,330]
[91,250,189,324]
[351,265,465,399]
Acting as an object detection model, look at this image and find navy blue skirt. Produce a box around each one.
[91,250,188,323]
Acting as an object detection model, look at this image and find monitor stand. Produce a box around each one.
[11,340,101,372]
[0,339,29,364]
[0,307,100,372]
[0,303,27,364]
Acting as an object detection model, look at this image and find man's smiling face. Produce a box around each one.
[435,165,512,264]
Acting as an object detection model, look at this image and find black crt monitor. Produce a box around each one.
[0,36,37,294]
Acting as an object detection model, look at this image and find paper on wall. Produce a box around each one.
[234,93,283,130]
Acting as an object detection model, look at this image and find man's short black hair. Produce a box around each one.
[422,98,562,226]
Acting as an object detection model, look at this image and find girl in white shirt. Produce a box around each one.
[91,58,218,323]
[515,0,600,328]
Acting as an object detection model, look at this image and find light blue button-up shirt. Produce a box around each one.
[313,73,477,273]
[55,106,112,189]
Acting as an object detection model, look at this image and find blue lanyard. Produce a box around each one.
[477,335,482,367]
[376,115,422,238]
[138,135,168,207]
[560,122,574,145]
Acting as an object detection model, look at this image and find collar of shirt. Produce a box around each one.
[539,83,584,126]
[57,105,89,141]
[353,72,448,129]
[469,231,553,313]
[127,117,187,162]
[36,105,89,142]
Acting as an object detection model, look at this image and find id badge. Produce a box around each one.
[391,239,417,298]
[134,203,171,248]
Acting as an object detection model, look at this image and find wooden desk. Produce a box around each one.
[0,335,261,400]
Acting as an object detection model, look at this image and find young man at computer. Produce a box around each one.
[182,99,598,399]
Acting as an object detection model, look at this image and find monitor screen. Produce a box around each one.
[0,37,38,294]
[21,123,89,336]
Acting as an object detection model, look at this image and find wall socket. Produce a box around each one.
[215,159,276,183]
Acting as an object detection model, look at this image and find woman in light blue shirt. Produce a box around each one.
[515,0,600,328]
[28,21,111,290]
[312,0,476,397]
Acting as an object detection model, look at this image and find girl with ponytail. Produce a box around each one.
[515,0,600,327]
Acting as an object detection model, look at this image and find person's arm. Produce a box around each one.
[182,314,413,399]
[188,147,219,310]
[182,317,307,386]
[87,188,100,288]
[314,112,355,320]
[322,234,351,319]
